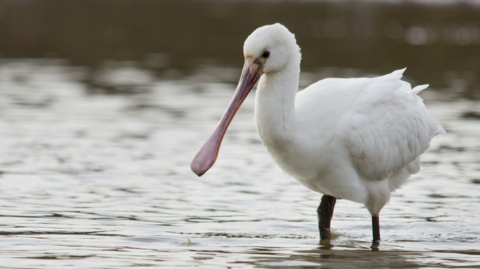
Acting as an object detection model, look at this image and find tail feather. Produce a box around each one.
[411,84,429,95]
[392,67,407,76]
[436,124,446,135]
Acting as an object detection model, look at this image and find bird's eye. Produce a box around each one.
[262,51,270,58]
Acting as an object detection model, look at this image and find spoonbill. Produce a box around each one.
[191,23,444,244]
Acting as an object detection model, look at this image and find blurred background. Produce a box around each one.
[0,0,479,268]
[1,0,480,99]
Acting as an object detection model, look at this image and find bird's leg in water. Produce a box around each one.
[372,216,381,244]
[317,195,336,240]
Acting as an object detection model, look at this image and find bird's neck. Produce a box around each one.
[254,60,300,145]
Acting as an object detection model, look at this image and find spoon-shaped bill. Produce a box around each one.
[191,58,262,176]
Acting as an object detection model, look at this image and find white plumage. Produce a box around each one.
[259,68,444,216]
[191,23,444,242]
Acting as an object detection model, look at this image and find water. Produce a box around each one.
[0,60,478,268]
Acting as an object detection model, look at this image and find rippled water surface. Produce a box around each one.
[0,60,479,268]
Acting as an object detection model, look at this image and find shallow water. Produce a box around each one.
[0,60,479,268]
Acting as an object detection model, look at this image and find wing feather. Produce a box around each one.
[338,69,444,181]
[295,69,444,182]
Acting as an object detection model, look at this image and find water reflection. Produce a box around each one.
[254,245,419,268]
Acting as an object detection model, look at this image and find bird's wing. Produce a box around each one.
[296,69,444,181]
[333,69,444,180]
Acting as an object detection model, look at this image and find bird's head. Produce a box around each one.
[191,23,299,177]
[243,23,301,74]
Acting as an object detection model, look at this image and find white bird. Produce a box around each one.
[191,23,445,244]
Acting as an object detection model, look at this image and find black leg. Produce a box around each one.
[372,215,380,244]
[317,195,336,240]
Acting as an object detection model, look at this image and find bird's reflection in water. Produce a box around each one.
[250,242,423,269]
[319,239,334,250]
